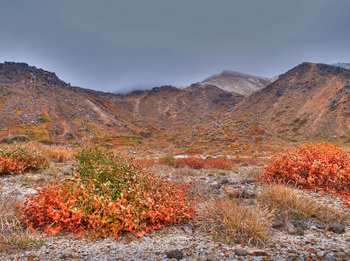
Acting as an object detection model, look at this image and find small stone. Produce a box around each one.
[314,222,327,229]
[183,225,193,234]
[59,253,68,259]
[234,248,248,256]
[333,252,346,258]
[166,249,184,260]
[272,220,285,229]
[36,178,46,184]
[292,220,308,230]
[241,190,256,199]
[10,189,22,196]
[220,179,230,185]
[227,189,241,198]
[328,223,345,234]
[224,186,233,192]
[316,251,325,257]
[289,227,305,236]
[249,250,269,256]
[211,184,221,189]
[323,255,336,261]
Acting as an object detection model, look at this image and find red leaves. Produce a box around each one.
[0,157,29,175]
[259,143,350,207]
[21,147,197,240]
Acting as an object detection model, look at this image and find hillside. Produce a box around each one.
[234,62,350,143]
[198,70,274,96]
[0,62,243,152]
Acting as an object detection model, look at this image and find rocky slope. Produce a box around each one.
[234,62,350,143]
[0,62,243,146]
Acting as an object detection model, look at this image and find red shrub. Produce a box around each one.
[0,157,29,175]
[259,143,350,207]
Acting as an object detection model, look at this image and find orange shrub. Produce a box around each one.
[0,145,49,175]
[259,143,350,207]
[0,157,29,175]
[21,147,197,240]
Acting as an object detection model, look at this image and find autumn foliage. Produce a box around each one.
[259,143,350,207]
[159,155,234,170]
[21,147,197,240]
[0,145,49,175]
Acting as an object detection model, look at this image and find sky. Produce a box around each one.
[1,0,349,93]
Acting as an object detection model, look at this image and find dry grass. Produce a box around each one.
[0,193,44,252]
[258,184,348,223]
[35,144,75,163]
[198,196,274,245]
[238,166,262,183]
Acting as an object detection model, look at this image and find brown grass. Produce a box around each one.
[0,194,44,252]
[198,196,274,245]
[35,144,75,163]
[258,184,348,223]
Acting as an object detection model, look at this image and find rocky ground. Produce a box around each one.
[0,163,349,261]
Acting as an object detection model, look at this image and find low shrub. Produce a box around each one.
[259,143,350,207]
[0,145,49,175]
[21,147,197,240]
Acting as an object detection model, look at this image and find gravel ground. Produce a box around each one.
[1,164,350,260]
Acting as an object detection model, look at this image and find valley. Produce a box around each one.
[0,61,350,260]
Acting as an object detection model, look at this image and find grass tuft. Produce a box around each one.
[198,196,274,245]
[258,184,348,223]
[0,194,44,252]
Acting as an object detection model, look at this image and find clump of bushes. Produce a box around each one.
[259,143,350,207]
[0,145,49,175]
[159,155,234,170]
[21,147,197,240]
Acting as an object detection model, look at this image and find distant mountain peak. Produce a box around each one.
[332,62,350,70]
[199,70,274,96]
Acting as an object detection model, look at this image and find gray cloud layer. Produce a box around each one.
[0,0,349,93]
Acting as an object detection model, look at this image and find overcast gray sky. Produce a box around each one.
[1,0,349,93]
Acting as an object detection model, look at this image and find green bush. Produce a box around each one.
[1,135,30,144]
[39,116,52,123]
